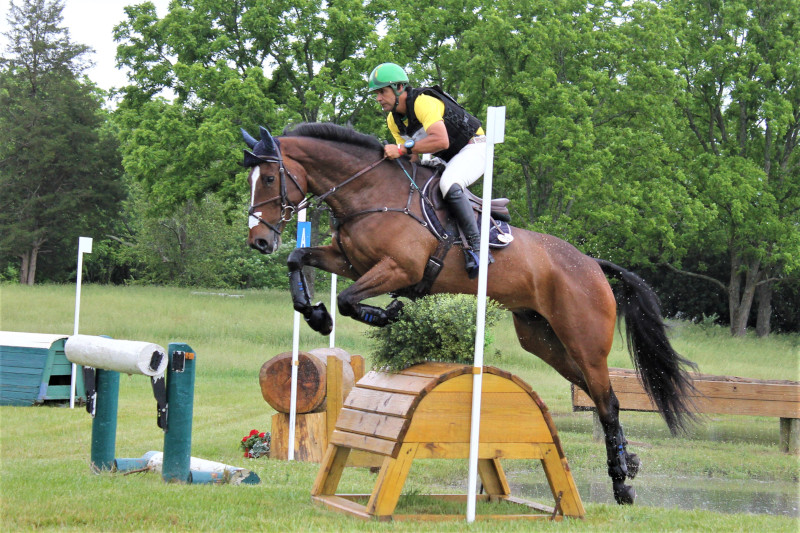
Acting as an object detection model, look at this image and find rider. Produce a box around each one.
[368,62,486,278]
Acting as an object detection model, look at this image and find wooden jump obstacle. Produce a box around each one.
[262,349,378,466]
[311,362,585,521]
[572,367,800,453]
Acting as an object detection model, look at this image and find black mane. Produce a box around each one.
[284,123,384,153]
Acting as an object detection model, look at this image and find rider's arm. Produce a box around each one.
[408,95,448,155]
[411,120,448,154]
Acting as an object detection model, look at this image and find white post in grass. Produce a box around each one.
[466,106,505,522]
[329,274,337,348]
[289,210,310,461]
[70,236,93,409]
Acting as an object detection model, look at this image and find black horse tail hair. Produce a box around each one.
[595,258,699,434]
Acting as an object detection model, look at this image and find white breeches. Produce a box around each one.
[439,140,487,196]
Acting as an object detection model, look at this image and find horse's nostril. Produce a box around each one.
[252,239,269,253]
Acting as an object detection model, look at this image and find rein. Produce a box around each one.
[249,145,433,250]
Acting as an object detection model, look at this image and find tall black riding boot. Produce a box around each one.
[444,184,481,279]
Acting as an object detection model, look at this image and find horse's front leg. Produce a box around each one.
[337,257,419,327]
[287,246,356,335]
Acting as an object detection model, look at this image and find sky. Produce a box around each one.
[1,0,171,91]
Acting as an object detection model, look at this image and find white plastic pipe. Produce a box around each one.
[70,236,92,408]
[466,107,505,522]
[329,274,337,348]
[289,210,309,461]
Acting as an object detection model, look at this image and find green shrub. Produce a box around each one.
[366,294,504,371]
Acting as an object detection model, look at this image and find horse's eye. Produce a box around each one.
[261,175,276,185]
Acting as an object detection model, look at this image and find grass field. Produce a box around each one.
[1,283,798,531]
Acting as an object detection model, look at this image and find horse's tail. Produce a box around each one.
[596,259,699,434]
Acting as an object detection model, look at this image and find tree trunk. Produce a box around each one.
[27,245,38,286]
[728,253,760,336]
[18,242,41,285]
[19,252,30,284]
[755,280,773,337]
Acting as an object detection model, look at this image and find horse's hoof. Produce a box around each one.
[613,484,636,505]
[385,299,404,321]
[305,302,333,335]
[626,453,640,480]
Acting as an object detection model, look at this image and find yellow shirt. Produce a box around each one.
[387,94,484,145]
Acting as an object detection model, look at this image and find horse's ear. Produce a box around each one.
[259,126,278,155]
[241,128,258,149]
[242,149,262,167]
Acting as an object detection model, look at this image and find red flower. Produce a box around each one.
[259,432,266,439]
[249,429,259,436]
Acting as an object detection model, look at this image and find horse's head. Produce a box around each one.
[242,127,306,254]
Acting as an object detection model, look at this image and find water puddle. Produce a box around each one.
[513,475,799,517]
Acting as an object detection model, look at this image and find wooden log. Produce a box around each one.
[259,350,354,414]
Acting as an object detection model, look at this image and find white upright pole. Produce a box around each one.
[466,107,505,522]
[289,210,309,461]
[70,236,93,408]
[329,274,337,348]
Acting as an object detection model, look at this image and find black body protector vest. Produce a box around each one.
[391,86,482,162]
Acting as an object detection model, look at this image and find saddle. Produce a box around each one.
[420,174,514,249]
[393,169,515,299]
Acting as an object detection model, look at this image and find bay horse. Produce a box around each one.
[242,122,697,504]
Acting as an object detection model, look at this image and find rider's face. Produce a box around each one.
[374,87,396,112]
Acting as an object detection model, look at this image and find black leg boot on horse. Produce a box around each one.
[444,184,481,279]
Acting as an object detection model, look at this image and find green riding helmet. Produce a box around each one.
[368,63,409,94]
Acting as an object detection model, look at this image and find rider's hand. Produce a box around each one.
[384,143,404,159]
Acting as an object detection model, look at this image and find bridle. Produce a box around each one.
[248,143,387,235]
[247,148,307,236]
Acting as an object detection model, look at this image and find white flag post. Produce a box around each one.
[466,106,505,522]
[289,211,310,461]
[329,274,337,348]
[70,236,93,408]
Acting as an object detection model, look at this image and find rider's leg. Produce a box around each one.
[440,142,485,278]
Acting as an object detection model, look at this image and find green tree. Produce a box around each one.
[0,0,124,284]
[664,0,800,336]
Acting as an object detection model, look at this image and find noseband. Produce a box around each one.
[248,136,393,246]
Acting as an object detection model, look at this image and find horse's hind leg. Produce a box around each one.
[513,309,638,505]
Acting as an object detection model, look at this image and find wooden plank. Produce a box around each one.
[346,449,386,468]
[433,373,525,393]
[334,408,406,441]
[343,388,419,418]
[270,411,328,462]
[412,442,546,460]
[329,430,397,456]
[403,391,551,443]
[399,362,471,379]
[538,443,585,518]
[350,355,365,382]
[573,380,800,418]
[366,443,418,517]
[311,495,373,521]
[311,445,351,496]
[477,458,510,497]
[607,373,800,403]
[356,371,437,395]
[326,356,343,442]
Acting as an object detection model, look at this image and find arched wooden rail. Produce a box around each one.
[311,362,585,521]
